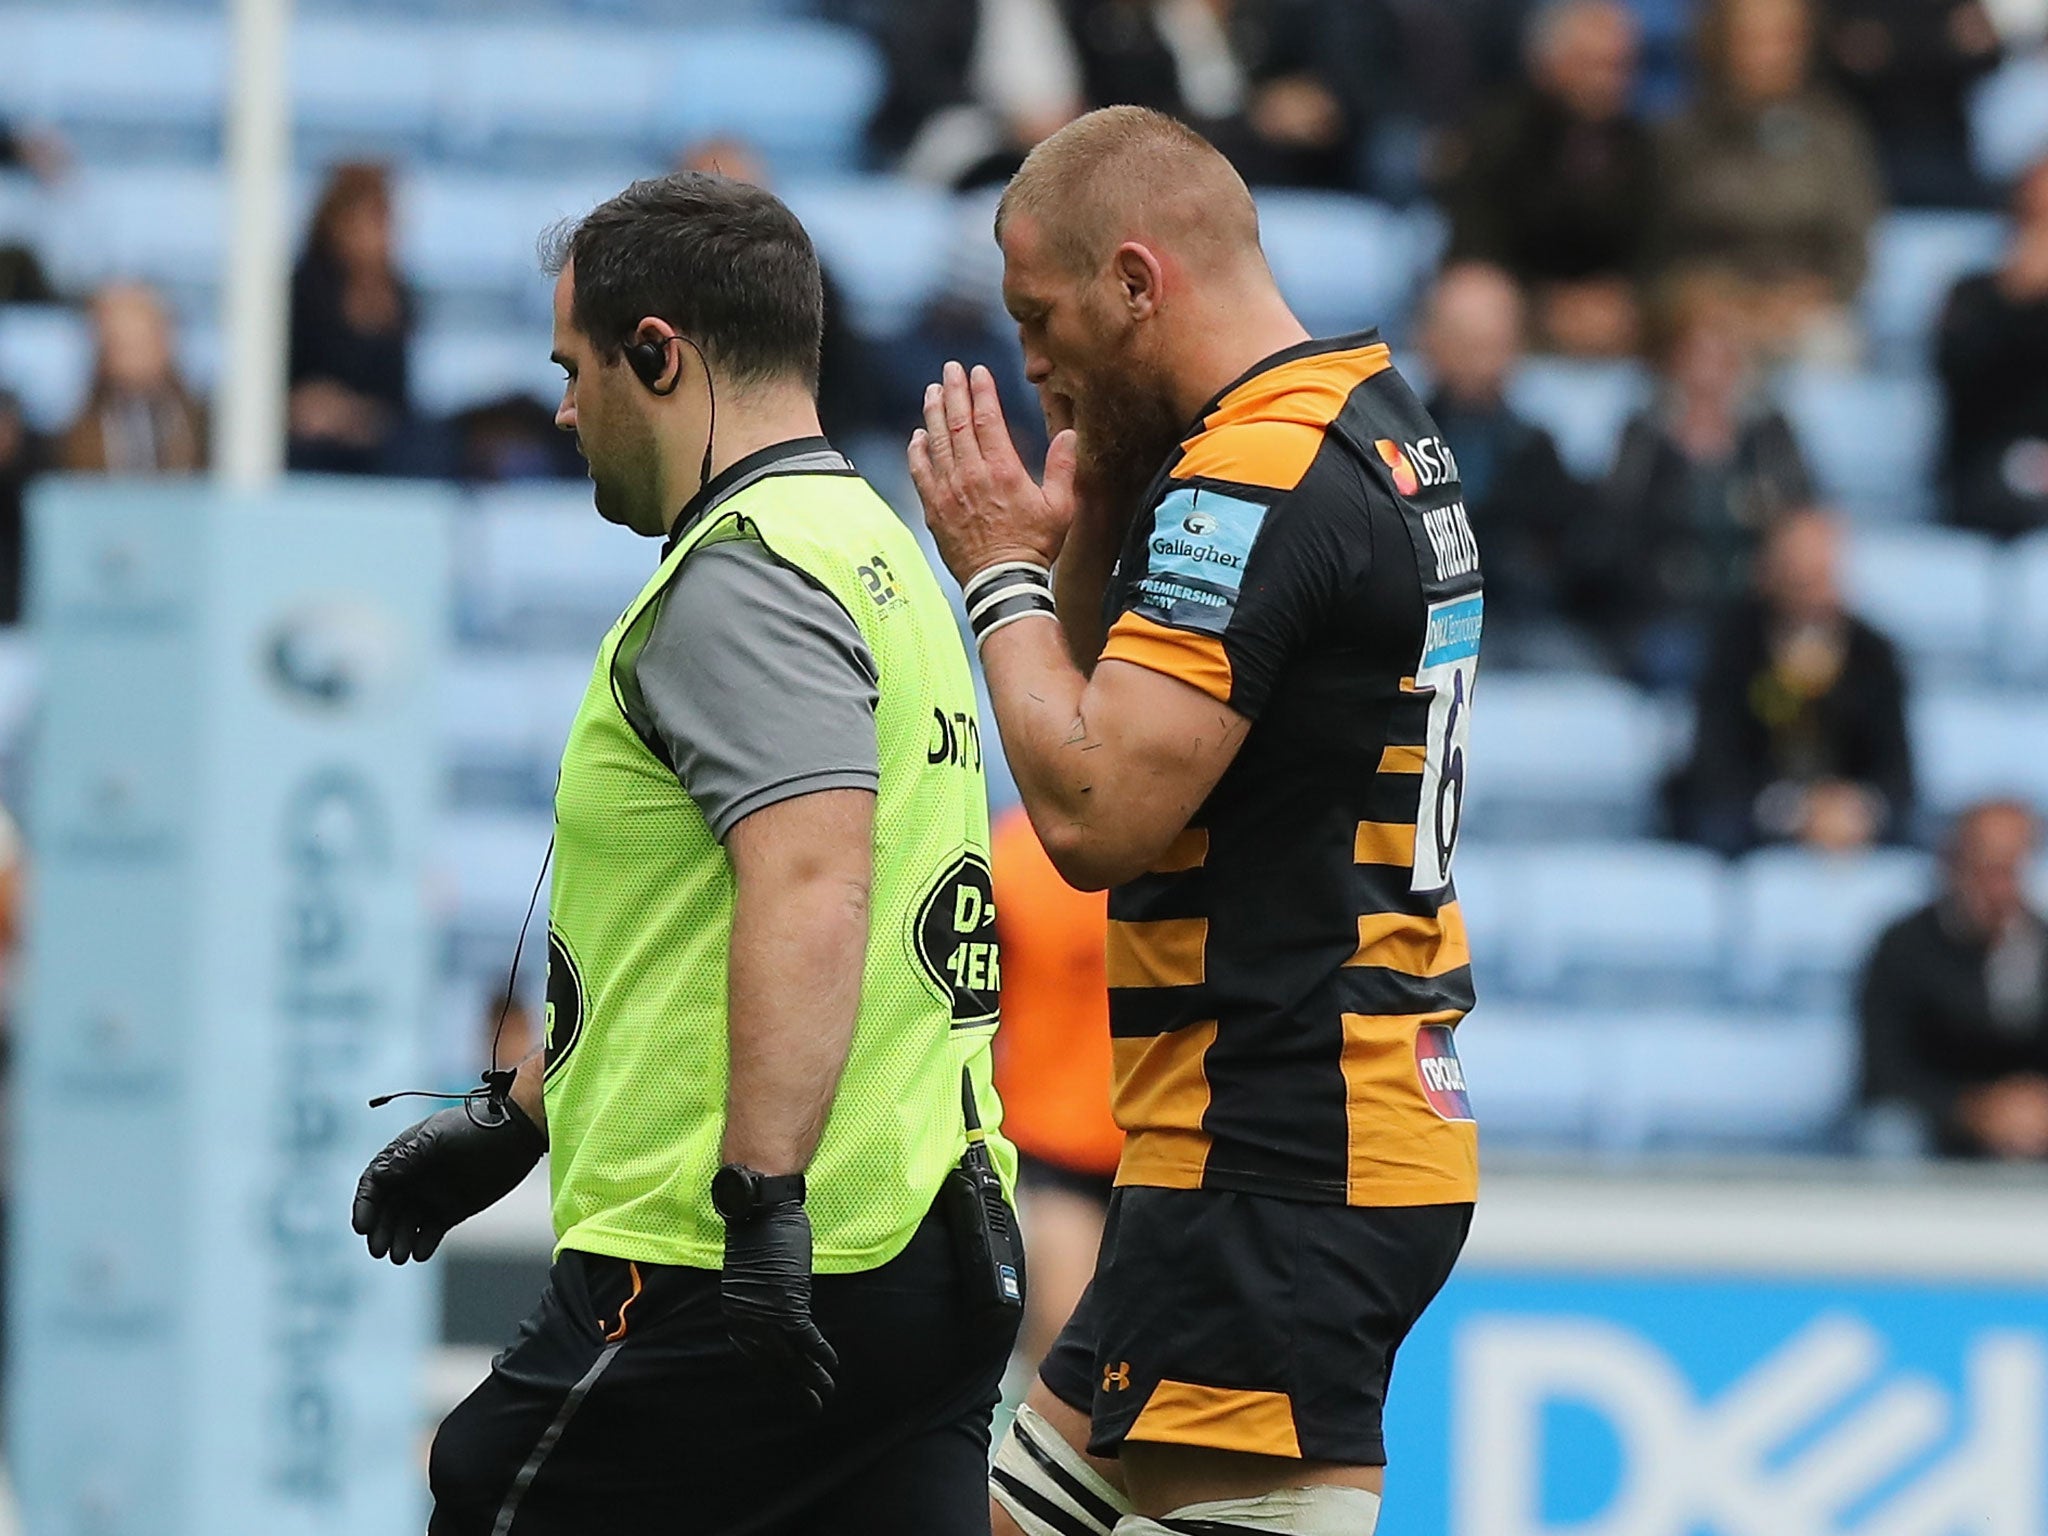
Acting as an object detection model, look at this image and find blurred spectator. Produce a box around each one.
[0,120,62,305]
[1936,155,2048,537]
[0,119,67,184]
[0,392,35,625]
[1822,0,2002,207]
[1591,273,1814,687]
[448,396,584,484]
[869,0,1084,187]
[1419,263,1598,667]
[1443,0,1655,356]
[56,283,207,475]
[287,162,421,476]
[1671,506,1914,855]
[1066,0,1402,191]
[1655,0,1883,365]
[989,806,1120,1371]
[676,138,884,440]
[1859,800,2048,1160]
[1385,0,1544,155]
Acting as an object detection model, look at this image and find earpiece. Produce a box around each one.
[627,332,675,393]
[624,326,719,491]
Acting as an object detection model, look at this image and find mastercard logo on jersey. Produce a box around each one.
[1375,438,1421,497]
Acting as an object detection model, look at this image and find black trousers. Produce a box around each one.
[430,1202,1018,1535]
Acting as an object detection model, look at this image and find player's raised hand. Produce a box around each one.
[910,360,1078,586]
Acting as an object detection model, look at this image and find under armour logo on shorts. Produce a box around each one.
[1102,1361,1132,1392]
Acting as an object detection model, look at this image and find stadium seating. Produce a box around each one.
[442,648,594,810]
[401,169,633,313]
[1970,51,2048,185]
[413,324,565,416]
[780,180,959,338]
[1727,845,1928,1007]
[1252,191,1425,340]
[0,9,223,139]
[2009,529,2048,683]
[40,165,240,302]
[1504,358,1651,482]
[1452,1006,1604,1147]
[292,16,450,150]
[458,484,658,645]
[659,23,885,176]
[1777,367,1941,523]
[1459,1004,1854,1152]
[0,306,91,433]
[434,807,556,980]
[1460,673,1670,841]
[1912,690,2048,818]
[1609,1009,1853,1151]
[1844,525,1998,683]
[1508,841,1730,1003]
[442,26,663,159]
[1862,210,2003,367]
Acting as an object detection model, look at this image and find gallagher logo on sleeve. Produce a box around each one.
[1132,485,1269,635]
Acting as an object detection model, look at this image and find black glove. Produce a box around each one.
[721,1201,840,1412]
[352,1097,545,1265]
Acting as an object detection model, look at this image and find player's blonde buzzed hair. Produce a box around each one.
[996,106,1263,273]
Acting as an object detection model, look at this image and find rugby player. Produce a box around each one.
[910,107,1483,1536]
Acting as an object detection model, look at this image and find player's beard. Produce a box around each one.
[1070,358,1187,532]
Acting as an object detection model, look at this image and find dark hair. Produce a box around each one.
[541,173,823,390]
[307,161,394,268]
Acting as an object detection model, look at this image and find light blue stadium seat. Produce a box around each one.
[0,629,42,777]
[1844,525,1998,682]
[781,180,957,338]
[1862,211,2003,365]
[1452,1006,1602,1147]
[0,306,90,434]
[460,485,658,646]
[413,325,564,416]
[1447,842,1522,1000]
[443,25,660,155]
[1505,358,1653,481]
[400,170,632,305]
[658,23,886,175]
[1511,842,1731,1004]
[0,9,223,131]
[435,808,556,978]
[1612,1011,1853,1151]
[42,166,233,297]
[1729,846,1929,1006]
[293,15,449,146]
[1460,673,1669,841]
[1777,367,1941,523]
[1971,52,2048,185]
[1253,191,1421,339]
[442,649,593,809]
[2008,529,2048,682]
[1912,690,2048,817]
[0,171,51,252]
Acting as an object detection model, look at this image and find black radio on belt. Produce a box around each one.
[943,1071,1025,1315]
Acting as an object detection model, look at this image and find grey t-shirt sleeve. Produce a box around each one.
[632,538,880,841]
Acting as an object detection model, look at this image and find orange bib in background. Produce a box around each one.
[991,806,1123,1178]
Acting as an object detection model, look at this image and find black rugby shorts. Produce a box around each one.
[1039,1186,1470,1465]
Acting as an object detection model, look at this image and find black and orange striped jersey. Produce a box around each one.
[1096,330,1482,1208]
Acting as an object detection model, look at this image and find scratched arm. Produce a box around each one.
[975,617,1248,891]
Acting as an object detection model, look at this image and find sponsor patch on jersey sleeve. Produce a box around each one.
[1128,485,1269,636]
[1415,1024,1474,1122]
